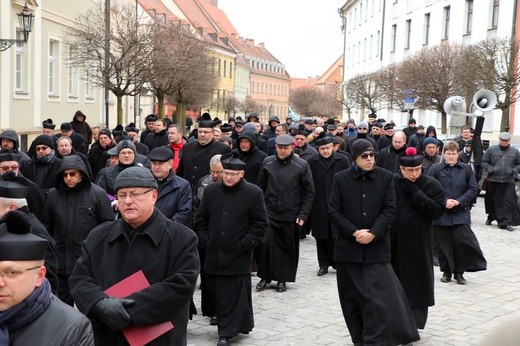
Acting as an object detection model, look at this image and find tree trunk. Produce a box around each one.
[173,102,187,135]
[157,91,165,119]
[117,95,123,126]
[501,107,510,132]
[441,112,447,134]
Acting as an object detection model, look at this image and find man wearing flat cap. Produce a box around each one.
[70,166,200,345]
[177,119,230,192]
[256,134,314,293]
[391,147,445,329]
[148,146,192,226]
[21,135,62,194]
[0,210,93,345]
[329,139,420,345]
[307,133,350,276]
[482,132,520,231]
[195,154,267,346]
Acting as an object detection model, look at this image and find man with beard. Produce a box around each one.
[148,146,192,226]
[329,139,419,345]
[482,132,520,231]
[88,128,115,179]
[21,135,62,194]
[177,120,230,192]
[307,133,350,276]
[345,121,378,155]
[194,155,267,346]
[391,147,445,329]
[429,141,487,283]
[47,155,114,306]
[255,134,314,293]
[0,129,30,166]
[144,119,169,151]
[232,130,266,185]
[377,131,408,173]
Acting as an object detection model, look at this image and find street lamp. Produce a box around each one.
[0,4,34,52]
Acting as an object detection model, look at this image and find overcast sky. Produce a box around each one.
[218,0,345,79]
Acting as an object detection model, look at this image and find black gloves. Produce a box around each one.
[92,297,135,331]
[399,179,419,196]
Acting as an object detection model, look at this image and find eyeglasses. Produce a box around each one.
[223,171,241,177]
[0,165,19,171]
[402,167,422,173]
[210,170,223,175]
[35,145,49,151]
[116,188,154,201]
[63,171,79,178]
[0,266,40,280]
[359,152,375,159]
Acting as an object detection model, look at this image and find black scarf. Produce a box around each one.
[0,278,52,344]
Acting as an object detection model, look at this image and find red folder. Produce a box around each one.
[104,270,174,346]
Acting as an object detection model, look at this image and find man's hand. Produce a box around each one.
[91,297,135,331]
[353,229,375,244]
[445,198,459,209]
[296,218,305,226]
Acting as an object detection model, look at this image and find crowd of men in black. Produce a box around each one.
[1,108,519,345]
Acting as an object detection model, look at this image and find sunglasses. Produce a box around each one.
[359,152,375,159]
[63,171,79,178]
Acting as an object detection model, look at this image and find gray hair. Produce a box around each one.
[209,154,222,167]
[0,197,28,209]
[56,136,72,145]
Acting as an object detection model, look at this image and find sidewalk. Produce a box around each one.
[188,197,520,345]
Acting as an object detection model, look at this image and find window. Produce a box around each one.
[85,66,94,100]
[423,13,430,45]
[442,6,450,40]
[229,62,233,79]
[68,46,79,98]
[376,30,380,57]
[465,0,473,34]
[223,61,226,78]
[15,31,27,93]
[405,19,411,49]
[363,38,367,61]
[491,0,499,28]
[48,40,60,97]
[370,34,373,58]
[391,24,397,52]
[218,59,221,77]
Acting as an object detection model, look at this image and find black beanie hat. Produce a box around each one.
[32,134,55,150]
[351,139,375,160]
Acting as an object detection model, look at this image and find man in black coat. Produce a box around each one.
[140,114,158,143]
[232,130,267,185]
[307,135,350,276]
[21,135,62,194]
[256,134,314,293]
[69,166,200,345]
[194,155,267,346]
[329,139,419,345]
[345,121,378,155]
[47,155,114,306]
[391,147,445,329]
[88,128,115,180]
[54,122,86,155]
[144,119,169,151]
[177,120,230,192]
[376,131,408,173]
[307,134,350,276]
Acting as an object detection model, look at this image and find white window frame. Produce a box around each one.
[405,19,411,49]
[391,24,397,52]
[68,45,79,100]
[465,0,473,34]
[442,6,450,40]
[423,13,430,45]
[48,39,60,98]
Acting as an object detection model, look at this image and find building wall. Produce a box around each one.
[340,0,516,137]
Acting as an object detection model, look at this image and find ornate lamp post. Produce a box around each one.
[0,4,34,52]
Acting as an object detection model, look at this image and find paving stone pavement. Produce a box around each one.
[187,197,520,345]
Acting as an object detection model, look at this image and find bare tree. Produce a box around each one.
[396,42,465,132]
[241,97,259,115]
[145,20,218,125]
[348,72,384,115]
[457,37,520,131]
[222,96,241,116]
[67,2,153,125]
[289,87,340,118]
[341,81,359,119]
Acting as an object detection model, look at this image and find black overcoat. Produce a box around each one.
[308,152,350,239]
[69,209,200,346]
[194,179,267,275]
[391,174,445,308]
[329,166,396,263]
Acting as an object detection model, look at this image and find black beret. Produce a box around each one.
[0,151,21,163]
[315,133,333,147]
[60,122,72,131]
[32,134,54,150]
[42,118,56,129]
[221,153,246,170]
[145,114,158,122]
[0,210,47,261]
[368,113,377,119]
[198,120,214,129]
[148,146,173,162]
[220,124,233,133]
[399,147,423,167]
[125,123,139,134]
